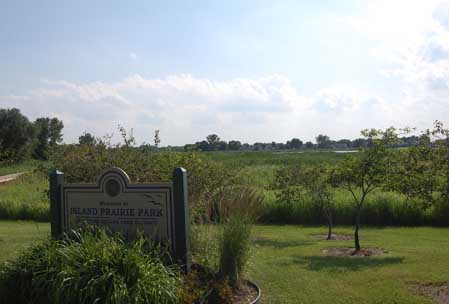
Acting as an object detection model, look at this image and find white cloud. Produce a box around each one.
[338,0,449,130]
[1,68,447,145]
[3,73,447,145]
[129,52,138,61]
[0,74,315,144]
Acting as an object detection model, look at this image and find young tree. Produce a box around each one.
[331,128,397,251]
[298,164,335,239]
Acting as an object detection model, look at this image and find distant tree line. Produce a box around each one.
[0,107,426,162]
[183,133,422,152]
[0,108,64,162]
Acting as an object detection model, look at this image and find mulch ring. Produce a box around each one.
[323,247,386,257]
[183,264,259,304]
[412,283,449,304]
[315,234,353,241]
[230,281,259,304]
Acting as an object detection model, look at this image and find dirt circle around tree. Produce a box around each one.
[314,233,353,241]
[323,247,386,257]
[231,280,260,304]
[412,283,449,304]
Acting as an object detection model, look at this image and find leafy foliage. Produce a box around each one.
[388,121,449,209]
[330,127,398,250]
[0,108,34,161]
[0,227,180,304]
[32,117,64,160]
[78,132,97,146]
[49,144,238,223]
[271,163,304,205]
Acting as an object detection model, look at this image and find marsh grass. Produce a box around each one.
[0,172,49,221]
[0,160,40,176]
[261,189,438,226]
[1,151,447,226]
[204,151,347,167]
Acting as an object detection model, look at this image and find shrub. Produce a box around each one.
[0,228,181,304]
[50,145,238,223]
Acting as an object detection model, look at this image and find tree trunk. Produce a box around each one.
[326,213,333,240]
[354,209,361,251]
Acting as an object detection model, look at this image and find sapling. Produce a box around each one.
[331,128,397,251]
[297,164,335,240]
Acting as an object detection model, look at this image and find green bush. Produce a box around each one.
[50,145,238,223]
[0,228,181,304]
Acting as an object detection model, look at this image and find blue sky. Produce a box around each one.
[1,0,449,145]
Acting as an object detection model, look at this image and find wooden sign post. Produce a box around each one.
[50,167,190,272]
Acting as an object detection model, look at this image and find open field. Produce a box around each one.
[203,151,348,167]
[205,151,350,189]
[2,221,449,303]
[0,172,49,221]
[1,153,448,226]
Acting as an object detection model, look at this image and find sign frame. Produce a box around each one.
[50,167,190,272]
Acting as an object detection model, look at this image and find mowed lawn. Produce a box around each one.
[249,226,449,304]
[0,221,49,262]
[1,221,449,303]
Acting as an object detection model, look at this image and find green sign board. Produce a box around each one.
[50,167,190,272]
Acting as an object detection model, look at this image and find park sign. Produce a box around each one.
[49,167,190,272]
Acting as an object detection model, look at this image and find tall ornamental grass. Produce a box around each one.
[0,228,181,304]
[217,187,264,287]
